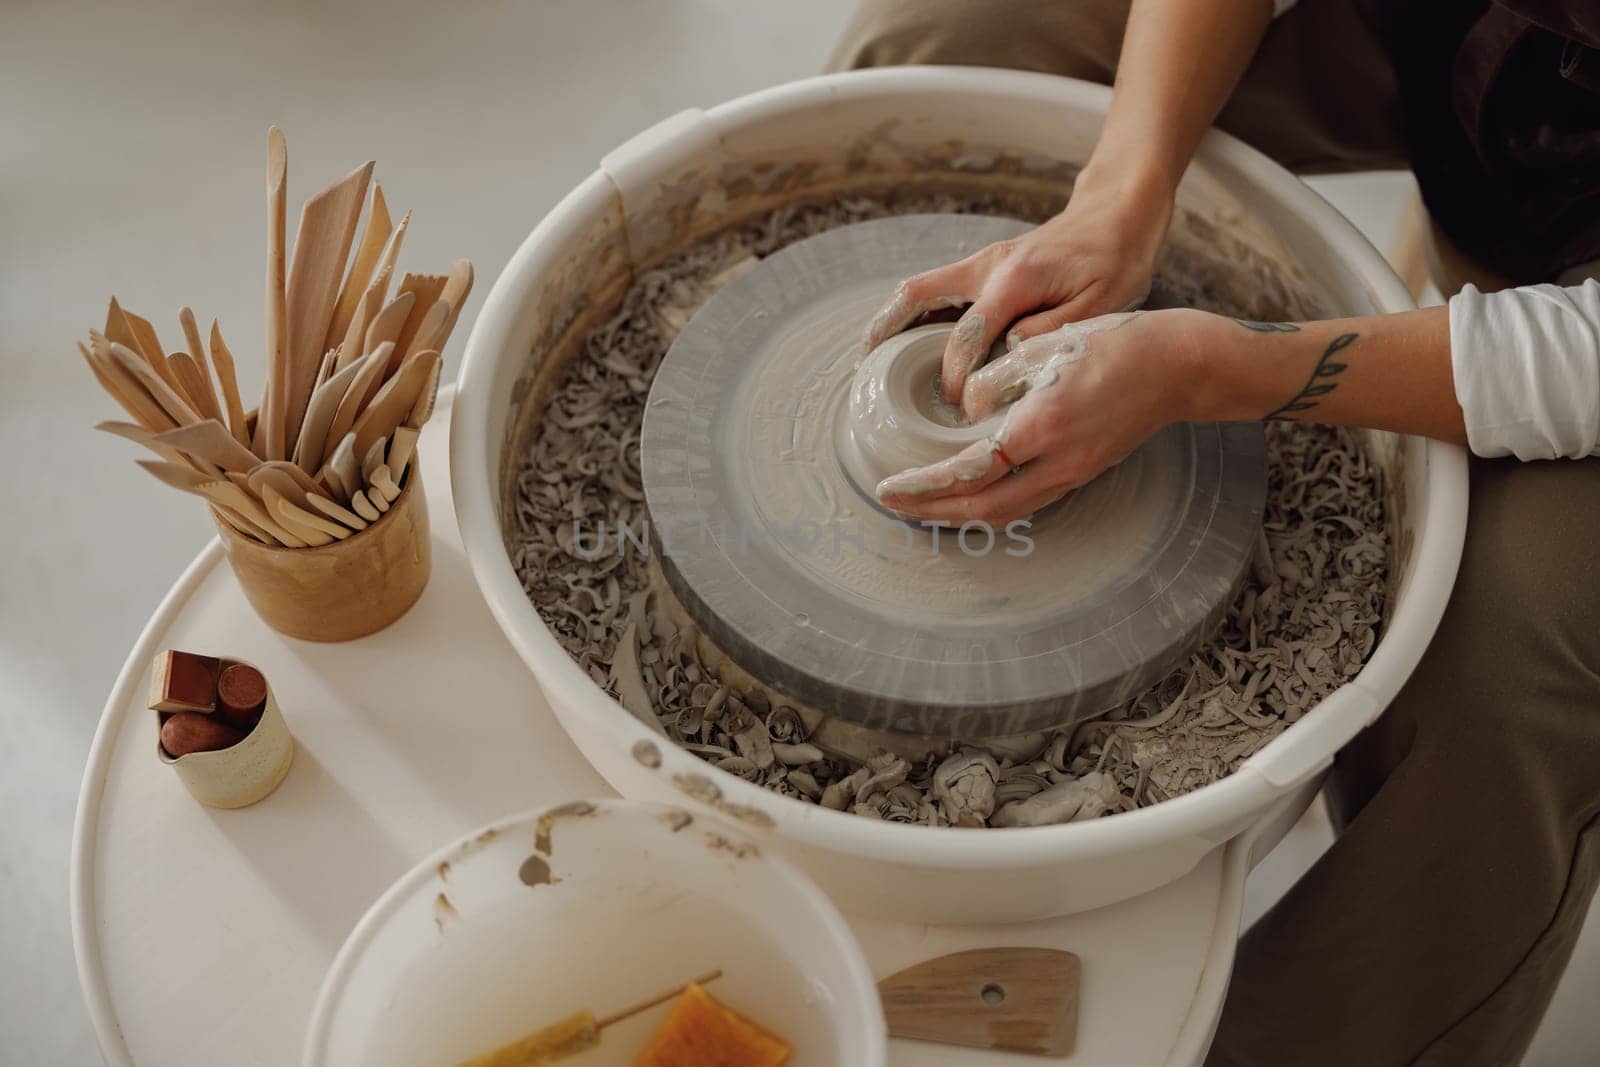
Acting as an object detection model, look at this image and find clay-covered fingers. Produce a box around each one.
[875,436,1015,511]
[1005,281,1147,350]
[883,454,1075,526]
[859,263,972,356]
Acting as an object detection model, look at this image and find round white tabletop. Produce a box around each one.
[72,389,1283,1066]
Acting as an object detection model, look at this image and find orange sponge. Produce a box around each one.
[632,983,791,1067]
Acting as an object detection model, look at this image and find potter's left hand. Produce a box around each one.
[877,309,1199,524]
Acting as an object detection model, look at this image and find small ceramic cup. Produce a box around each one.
[155,657,294,808]
[211,468,431,642]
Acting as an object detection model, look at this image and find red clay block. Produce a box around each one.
[148,650,220,713]
[216,663,268,731]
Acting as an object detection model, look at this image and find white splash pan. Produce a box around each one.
[452,67,1468,923]
[305,798,884,1067]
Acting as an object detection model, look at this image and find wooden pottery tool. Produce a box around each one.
[388,425,419,483]
[351,348,438,460]
[261,484,336,546]
[306,491,368,532]
[405,352,442,429]
[878,948,1080,1057]
[293,356,365,469]
[262,125,290,458]
[107,341,200,426]
[98,420,214,473]
[438,257,474,342]
[282,158,374,449]
[325,430,362,499]
[359,293,413,371]
[104,297,179,392]
[368,464,401,504]
[177,306,223,418]
[156,419,260,474]
[348,489,381,522]
[167,351,222,423]
[206,322,251,446]
[321,344,392,465]
[360,436,387,482]
[325,181,392,352]
[248,460,313,509]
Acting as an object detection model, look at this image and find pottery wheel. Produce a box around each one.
[641,215,1266,738]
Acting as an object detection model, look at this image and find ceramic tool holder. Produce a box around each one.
[212,467,430,641]
[155,657,294,808]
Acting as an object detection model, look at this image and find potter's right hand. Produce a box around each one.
[860,171,1172,407]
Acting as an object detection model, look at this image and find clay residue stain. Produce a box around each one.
[704,833,760,859]
[437,860,451,882]
[518,853,557,887]
[632,738,663,769]
[660,809,693,832]
[671,774,776,829]
[433,891,458,934]
[533,800,598,855]
[672,773,722,805]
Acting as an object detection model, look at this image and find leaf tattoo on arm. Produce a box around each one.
[1267,332,1357,419]
[1233,318,1302,333]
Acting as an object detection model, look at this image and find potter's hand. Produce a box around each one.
[876,309,1194,525]
[860,176,1171,407]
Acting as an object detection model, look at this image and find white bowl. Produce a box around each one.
[305,799,885,1067]
[452,67,1469,922]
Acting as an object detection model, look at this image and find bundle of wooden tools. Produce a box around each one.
[77,126,471,547]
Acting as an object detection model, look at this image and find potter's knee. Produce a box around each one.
[828,0,1126,81]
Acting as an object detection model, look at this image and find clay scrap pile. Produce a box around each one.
[76,127,470,546]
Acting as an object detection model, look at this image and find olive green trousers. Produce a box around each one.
[832,4,1600,1064]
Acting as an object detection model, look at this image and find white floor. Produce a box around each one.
[1,2,1593,1063]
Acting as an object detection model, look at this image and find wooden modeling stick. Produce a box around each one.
[262,484,339,546]
[306,491,368,532]
[155,419,261,474]
[333,287,376,375]
[282,157,374,449]
[388,425,419,484]
[262,125,289,459]
[104,298,180,393]
[177,307,223,420]
[368,464,401,504]
[352,348,438,460]
[456,970,724,1067]
[325,432,362,503]
[360,436,387,482]
[293,356,365,469]
[319,343,392,467]
[207,321,251,447]
[81,343,174,433]
[97,421,213,473]
[405,353,443,429]
[388,273,447,373]
[166,352,222,423]
[325,181,392,352]
[358,291,414,370]
[438,258,474,345]
[107,342,200,426]
[348,489,381,522]
[247,462,311,508]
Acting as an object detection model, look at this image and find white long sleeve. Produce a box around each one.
[1448,280,1600,459]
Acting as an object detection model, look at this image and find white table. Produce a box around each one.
[71,391,1293,1066]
